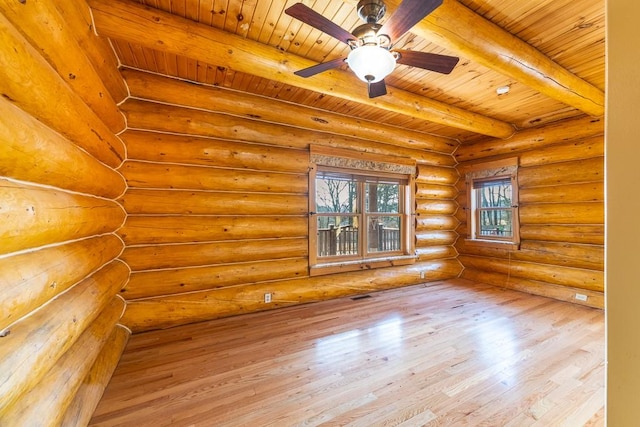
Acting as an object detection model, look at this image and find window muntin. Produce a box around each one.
[464,158,520,249]
[314,170,407,261]
[472,178,514,240]
[365,181,402,253]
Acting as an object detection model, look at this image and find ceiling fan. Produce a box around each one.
[285,0,459,98]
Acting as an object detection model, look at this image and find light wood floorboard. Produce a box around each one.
[90,278,604,426]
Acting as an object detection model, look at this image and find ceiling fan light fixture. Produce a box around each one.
[285,0,459,97]
[346,45,396,83]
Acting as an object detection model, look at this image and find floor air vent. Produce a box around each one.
[351,295,372,301]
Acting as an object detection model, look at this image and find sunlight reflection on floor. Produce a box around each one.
[314,315,404,366]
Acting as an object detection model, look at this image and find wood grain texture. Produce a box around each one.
[456,239,603,271]
[518,157,603,188]
[519,182,604,204]
[114,77,460,335]
[519,202,604,225]
[415,230,459,247]
[0,179,126,255]
[122,131,310,174]
[121,238,308,271]
[414,161,459,282]
[100,0,604,141]
[461,269,603,309]
[454,116,603,162]
[90,280,604,425]
[519,240,603,270]
[520,224,604,245]
[416,199,458,216]
[123,258,308,300]
[416,165,460,185]
[61,325,130,427]
[121,100,456,166]
[1,296,124,426]
[458,254,603,292]
[119,189,307,216]
[456,117,604,303]
[416,215,460,231]
[123,69,458,154]
[0,260,129,413]
[0,234,123,330]
[416,183,459,200]
[0,98,126,199]
[416,245,459,261]
[0,0,125,133]
[0,13,125,168]
[54,0,128,103]
[518,135,604,166]
[121,261,463,332]
[417,0,605,116]
[119,215,307,245]
[90,0,515,138]
[121,161,307,194]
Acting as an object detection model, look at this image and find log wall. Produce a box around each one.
[454,116,604,308]
[0,0,607,421]
[118,70,463,332]
[0,1,130,425]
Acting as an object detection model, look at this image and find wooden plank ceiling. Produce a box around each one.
[100,0,605,143]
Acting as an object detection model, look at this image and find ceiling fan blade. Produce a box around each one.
[294,57,346,78]
[378,0,443,42]
[368,80,387,98]
[395,50,459,74]
[285,3,355,45]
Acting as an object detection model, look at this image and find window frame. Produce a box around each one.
[464,158,520,250]
[309,146,416,276]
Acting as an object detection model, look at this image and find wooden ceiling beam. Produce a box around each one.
[88,0,515,139]
[376,0,605,117]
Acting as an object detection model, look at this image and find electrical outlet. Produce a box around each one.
[264,293,272,303]
[420,271,426,279]
[575,293,588,302]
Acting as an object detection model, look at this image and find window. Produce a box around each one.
[465,158,520,249]
[309,146,415,275]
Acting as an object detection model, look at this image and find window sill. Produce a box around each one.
[309,255,416,277]
[464,238,520,251]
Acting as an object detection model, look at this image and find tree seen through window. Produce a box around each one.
[315,174,403,257]
[474,178,513,238]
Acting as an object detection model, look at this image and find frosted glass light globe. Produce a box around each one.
[347,45,396,83]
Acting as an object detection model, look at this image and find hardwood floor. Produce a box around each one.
[90,279,605,426]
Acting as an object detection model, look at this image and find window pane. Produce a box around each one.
[478,209,513,237]
[477,182,512,208]
[365,182,400,213]
[317,217,359,257]
[367,216,401,253]
[316,177,357,213]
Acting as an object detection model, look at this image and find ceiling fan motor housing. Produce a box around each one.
[351,23,390,48]
[357,0,387,24]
